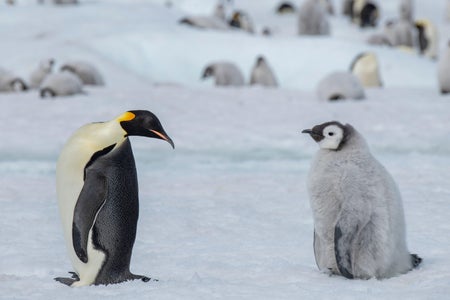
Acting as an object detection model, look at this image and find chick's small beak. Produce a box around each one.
[150,130,175,149]
[301,129,313,134]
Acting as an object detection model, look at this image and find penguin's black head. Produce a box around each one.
[302,121,351,151]
[201,66,214,79]
[256,56,265,66]
[119,110,174,148]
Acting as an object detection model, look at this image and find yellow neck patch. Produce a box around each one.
[117,111,135,122]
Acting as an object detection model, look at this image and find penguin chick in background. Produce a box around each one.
[201,62,245,87]
[249,56,278,87]
[29,58,54,89]
[438,41,450,94]
[55,110,174,287]
[302,121,422,279]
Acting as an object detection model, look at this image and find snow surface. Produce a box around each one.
[0,0,449,299]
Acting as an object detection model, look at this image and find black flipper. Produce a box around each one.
[334,226,355,279]
[72,171,107,263]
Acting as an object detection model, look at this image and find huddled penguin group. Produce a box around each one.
[0,58,104,97]
[201,55,278,88]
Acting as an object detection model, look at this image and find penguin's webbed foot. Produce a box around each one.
[55,271,80,286]
[132,274,159,282]
[54,277,77,286]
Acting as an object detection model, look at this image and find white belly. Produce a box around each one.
[56,136,106,286]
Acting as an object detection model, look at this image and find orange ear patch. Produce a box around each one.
[117,111,135,122]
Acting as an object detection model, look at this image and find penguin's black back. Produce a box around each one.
[85,138,140,284]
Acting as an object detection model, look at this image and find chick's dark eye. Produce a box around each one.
[328,132,334,136]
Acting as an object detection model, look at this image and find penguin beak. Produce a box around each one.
[301,129,324,142]
[150,130,175,149]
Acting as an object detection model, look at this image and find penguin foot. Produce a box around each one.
[411,254,422,268]
[54,277,77,286]
[132,274,158,282]
[54,271,80,286]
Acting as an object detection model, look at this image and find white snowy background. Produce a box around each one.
[0,0,449,299]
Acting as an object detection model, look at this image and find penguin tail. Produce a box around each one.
[411,253,422,269]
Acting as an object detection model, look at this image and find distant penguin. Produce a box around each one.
[320,0,334,15]
[415,19,439,60]
[350,52,382,87]
[437,41,450,94]
[302,121,422,279]
[55,110,174,287]
[298,0,330,35]
[40,71,84,98]
[316,71,365,101]
[276,2,296,14]
[229,10,254,33]
[352,0,379,28]
[213,3,226,21]
[60,60,104,86]
[201,62,245,87]
[399,0,413,22]
[249,56,278,87]
[385,19,415,48]
[51,0,78,4]
[180,15,229,30]
[29,58,54,89]
[342,0,354,16]
[0,68,28,92]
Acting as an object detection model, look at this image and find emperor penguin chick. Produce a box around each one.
[250,56,278,87]
[438,41,450,94]
[201,62,245,87]
[316,71,365,101]
[40,71,84,98]
[55,110,174,287]
[60,60,105,86]
[302,121,422,279]
[29,58,54,89]
[298,0,330,35]
[0,68,28,92]
[350,52,383,87]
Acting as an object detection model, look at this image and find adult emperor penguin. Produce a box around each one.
[249,56,278,87]
[352,0,379,28]
[438,41,450,94]
[415,19,439,60]
[302,121,422,279]
[55,110,174,287]
[350,52,383,87]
